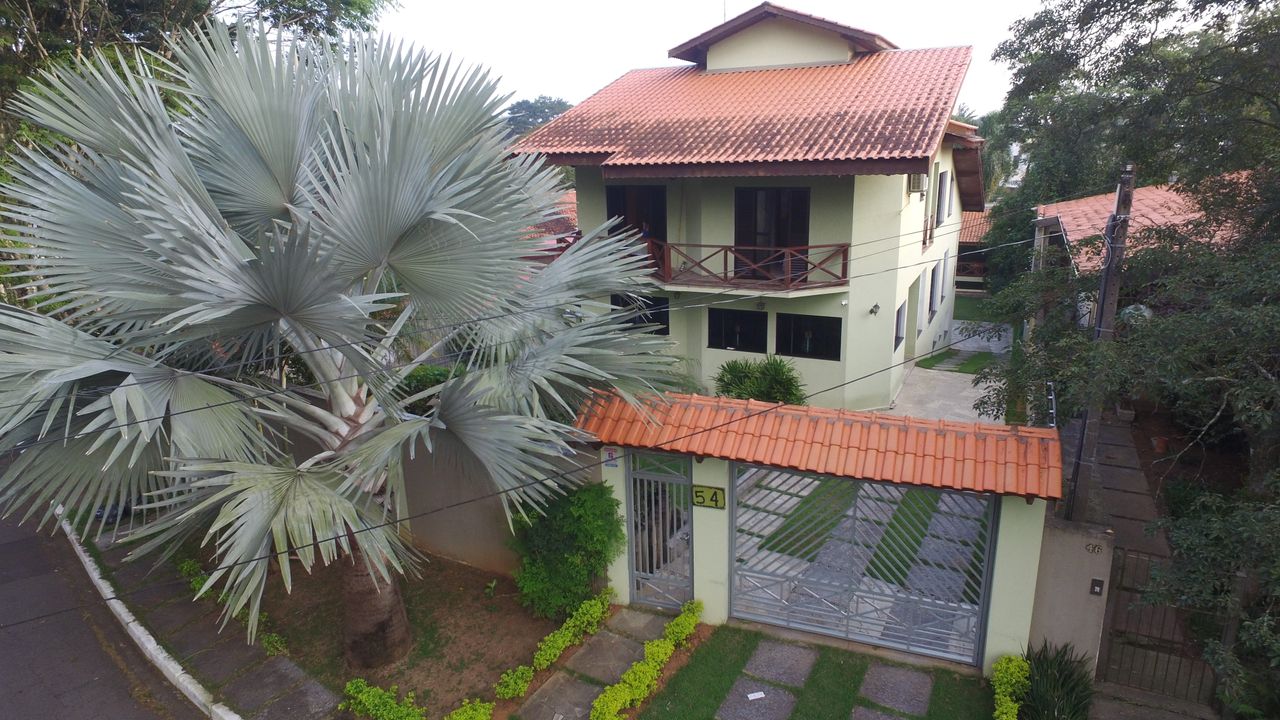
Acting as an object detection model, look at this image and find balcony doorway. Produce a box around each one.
[607,185,667,274]
[734,188,811,282]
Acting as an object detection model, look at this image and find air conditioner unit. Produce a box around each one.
[907,174,929,194]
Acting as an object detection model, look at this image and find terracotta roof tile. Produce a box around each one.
[958,209,991,245]
[1038,185,1199,272]
[577,392,1062,500]
[513,47,972,168]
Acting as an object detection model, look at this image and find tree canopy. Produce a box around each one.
[505,95,572,136]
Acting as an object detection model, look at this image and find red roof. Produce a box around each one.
[577,392,1063,500]
[512,47,972,174]
[958,210,991,245]
[531,190,578,238]
[1038,186,1198,272]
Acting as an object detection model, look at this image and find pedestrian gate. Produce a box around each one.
[626,452,693,609]
[730,464,996,664]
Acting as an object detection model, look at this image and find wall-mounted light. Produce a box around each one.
[754,301,766,310]
[869,303,881,315]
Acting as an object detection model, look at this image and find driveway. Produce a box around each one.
[0,516,203,720]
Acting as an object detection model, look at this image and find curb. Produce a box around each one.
[57,513,243,720]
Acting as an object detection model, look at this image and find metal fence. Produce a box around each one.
[626,452,693,610]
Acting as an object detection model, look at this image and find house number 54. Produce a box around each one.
[692,485,726,509]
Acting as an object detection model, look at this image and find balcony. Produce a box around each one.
[647,241,849,291]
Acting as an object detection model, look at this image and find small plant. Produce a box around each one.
[260,632,288,657]
[510,483,625,618]
[176,558,204,580]
[532,588,613,670]
[590,599,702,720]
[1022,642,1093,720]
[663,600,702,647]
[494,664,533,700]
[992,654,1031,720]
[442,698,494,720]
[340,679,426,720]
[484,579,497,598]
[713,356,806,405]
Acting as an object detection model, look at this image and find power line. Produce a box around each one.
[0,332,987,631]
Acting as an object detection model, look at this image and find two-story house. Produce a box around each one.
[514,2,984,411]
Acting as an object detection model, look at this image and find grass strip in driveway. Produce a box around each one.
[790,645,871,719]
[759,478,859,561]
[866,488,941,587]
[954,351,995,374]
[915,349,959,370]
[926,668,993,720]
[636,626,759,720]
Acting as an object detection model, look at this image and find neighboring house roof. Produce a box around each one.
[577,392,1063,500]
[531,190,578,238]
[958,210,991,245]
[1037,185,1199,272]
[512,46,973,178]
[668,2,896,64]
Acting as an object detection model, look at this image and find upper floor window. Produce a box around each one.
[929,261,942,320]
[894,302,907,350]
[606,185,666,240]
[776,313,841,361]
[935,170,950,228]
[734,188,811,249]
[611,294,670,336]
[708,308,767,353]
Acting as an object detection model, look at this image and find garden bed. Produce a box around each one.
[260,552,558,718]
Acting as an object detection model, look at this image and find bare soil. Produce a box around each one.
[1130,399,1249,513]
[261,553,557,718]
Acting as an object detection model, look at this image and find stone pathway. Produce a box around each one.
[518,607,668,720]
[95,539,341,720]
[715,638,937,720]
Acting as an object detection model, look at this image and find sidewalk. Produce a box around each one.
[0,516,203,720]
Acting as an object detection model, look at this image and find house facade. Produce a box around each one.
[514,3,984,411]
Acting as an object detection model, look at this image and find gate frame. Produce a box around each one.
[725,461,1000,666]
[624,449,695,610]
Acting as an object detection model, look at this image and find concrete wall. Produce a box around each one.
[982,497,1048,673]
[1028,518,1115,671]
[706,16,852,71]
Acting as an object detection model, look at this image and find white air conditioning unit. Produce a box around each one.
[907,173,929,194]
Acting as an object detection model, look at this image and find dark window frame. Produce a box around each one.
[708,308,768,353]
[611,294,670,336]
[776,313,842,361]
[606,185,667,240]
[894,302,907,350]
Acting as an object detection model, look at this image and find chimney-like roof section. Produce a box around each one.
[668,2,897,65]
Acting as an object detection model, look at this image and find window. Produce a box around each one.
[611,294,670,336]
[734,188,811,249]
[929,261,942,320]
[894,302,907,350]
[606,185,667,239]
[776,313,841,361]
[708,308,767,353]
[935,170,950,227]
[941,250,950,302]
[917,269,929,333]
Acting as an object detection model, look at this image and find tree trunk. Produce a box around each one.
[341,551,413,670]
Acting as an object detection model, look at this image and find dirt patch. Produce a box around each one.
[261,553,557,718]
[1130,400,1249,514]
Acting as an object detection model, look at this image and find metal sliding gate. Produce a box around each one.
[626,452,693,610]
[730,464,997,664]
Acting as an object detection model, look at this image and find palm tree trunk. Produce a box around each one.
[341,549,414,669]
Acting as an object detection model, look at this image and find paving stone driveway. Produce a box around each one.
[716,639,936,720]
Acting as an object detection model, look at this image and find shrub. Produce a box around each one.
[400,363,464,416]
[532,588,613,670]
[589,599,702,720]
[260,632,288,656]
[494,664,533,700]
[1022,642,1093,720]
[176,558,204,580]
[340,679,426,720]
[511,483,625,618]
[713,356,806,405]
[663,600,702,647]
[992,654,1030,720]
[442,698,494,720]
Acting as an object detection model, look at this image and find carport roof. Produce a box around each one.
[576,392,1062,500]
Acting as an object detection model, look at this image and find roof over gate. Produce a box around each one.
[576,392,1062,500]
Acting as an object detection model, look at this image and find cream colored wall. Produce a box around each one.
[983,497,1048,673]
[600,445,631,605]
[706,17,852,71]
[690,458,731,623]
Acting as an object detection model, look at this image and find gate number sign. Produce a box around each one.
[692,485,725,509]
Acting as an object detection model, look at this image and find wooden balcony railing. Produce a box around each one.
[646,241,849,290]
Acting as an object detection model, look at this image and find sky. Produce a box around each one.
[377,0,1043,115]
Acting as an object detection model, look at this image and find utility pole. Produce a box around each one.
[1066,163,1135,521]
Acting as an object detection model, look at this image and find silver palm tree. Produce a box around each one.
[0,25,673,668]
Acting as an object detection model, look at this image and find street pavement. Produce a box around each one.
[0,515,203,720]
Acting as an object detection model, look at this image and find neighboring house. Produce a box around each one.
[957,208,992,292]
[577,391,1061,672]
[1035,185,1199,274]
[513,2,984,411]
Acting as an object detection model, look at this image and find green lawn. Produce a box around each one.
[915,348,958,370]
[953,295,998,323]
[759,478,859,561]
[955,351,995,374]
[640,626,992,719]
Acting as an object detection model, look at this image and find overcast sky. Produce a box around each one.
[377,0,1042,115]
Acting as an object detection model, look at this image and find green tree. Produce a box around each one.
[505,95,572,136]
[0,25,674,669]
